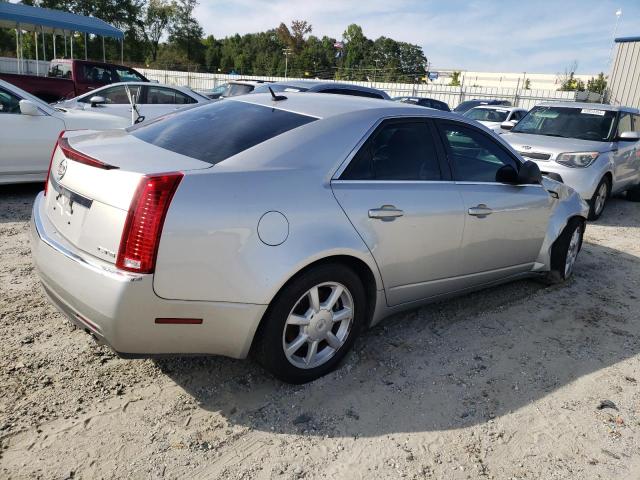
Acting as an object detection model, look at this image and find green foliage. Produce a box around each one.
[557,61,585,92]
[524,78,531,90]
[449,71,461,86]
[0,4,427,80]
[586,72,607,94]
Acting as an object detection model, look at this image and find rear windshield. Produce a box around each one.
[512,106,617,141]
[128,100,317,165]
[222,83,254,97]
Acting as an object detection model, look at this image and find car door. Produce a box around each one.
[0,87,65,179]
[435,120,552,284]
[611,112,639,191]
[331,118,466,307]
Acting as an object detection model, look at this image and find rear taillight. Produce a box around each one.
[44,131,65,196]
[116,172,183,274]
[58,137,119,170]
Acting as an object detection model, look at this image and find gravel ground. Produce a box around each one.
[1,184,639,480]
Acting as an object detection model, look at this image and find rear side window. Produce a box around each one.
[48,63,72,79]
[143,86,195,104]
[341,120,441,181]
[129,100,317,165]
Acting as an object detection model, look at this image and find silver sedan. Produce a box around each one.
[31,93,588,383]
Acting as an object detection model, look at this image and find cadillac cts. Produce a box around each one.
[31,93,588,383]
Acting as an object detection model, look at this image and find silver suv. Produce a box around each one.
[502,102,640,219]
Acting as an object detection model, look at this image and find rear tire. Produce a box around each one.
[546,217,585,284]
[588,176,610,220]
[254,263,367,384]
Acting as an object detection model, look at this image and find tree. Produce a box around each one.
[587,72,607,94]
[524,78,531,90]
[557,61,585,92]
[168,0,204,64]
[449,71,461,86]
[141,0,176,62]
[290,20,312,52]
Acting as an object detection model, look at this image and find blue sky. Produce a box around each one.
[195,0,639,74]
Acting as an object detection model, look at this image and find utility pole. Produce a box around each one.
[608,9,623,69]
[283,47,292,78]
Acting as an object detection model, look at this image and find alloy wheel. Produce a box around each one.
[282,282,354,369]
[564,226,582,278]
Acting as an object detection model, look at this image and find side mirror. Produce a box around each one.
[495,164,518,183]
[89,96,106,107]
[500,120,517,131]
[618,131,640,141]
[517,160,542,185]
[19,100,41,116]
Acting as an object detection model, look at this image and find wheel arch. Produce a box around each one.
[249,254,380,355]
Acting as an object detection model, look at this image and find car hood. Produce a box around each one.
[56,107,130,130]
[502,132,614,160]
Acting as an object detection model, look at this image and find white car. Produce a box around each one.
[56,82,210,122]
[0,79,129,185]
[463,105,528,133]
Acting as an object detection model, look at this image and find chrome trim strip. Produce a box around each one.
[50,177,93,209]
[33,195,143,283]
[331,180,456,185]
[455,181,544,187]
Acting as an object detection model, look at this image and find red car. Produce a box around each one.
[0,59,149,103]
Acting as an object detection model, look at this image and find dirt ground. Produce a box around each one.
[1,183,639,480]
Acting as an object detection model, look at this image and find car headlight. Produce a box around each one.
[556,152,599,168]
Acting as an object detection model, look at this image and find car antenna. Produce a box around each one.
[268,87,287,101]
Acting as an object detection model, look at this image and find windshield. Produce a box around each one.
[464,108,509,123]
[512,106,617,141]
[128,100,316,165]
[253,84,308,94]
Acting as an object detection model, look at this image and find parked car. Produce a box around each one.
[199,79,273,99]
[0,79,129,185]
[454,99,512,114]
[501,102,640,220]
[55,82,210,122]
[252,80,391,100]
[0,59,149,103]
[463,105,528,132]
[31,93,587,383]
[394,96,451,111]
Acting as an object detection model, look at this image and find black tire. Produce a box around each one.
[253,263,367,384]
[546,217,585,284]
[588,176,610,220]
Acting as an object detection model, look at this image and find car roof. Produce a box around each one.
[229,91,457,120]
[394,96,444,102]
[228,80,264,86]
[537,101,639,114]
[266,80,387,95]
[469,105,524,111]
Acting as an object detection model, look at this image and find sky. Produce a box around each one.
[195,0,640,74]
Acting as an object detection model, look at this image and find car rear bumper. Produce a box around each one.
[30,192,266,359]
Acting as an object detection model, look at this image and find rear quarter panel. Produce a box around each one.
[152,112,385,304]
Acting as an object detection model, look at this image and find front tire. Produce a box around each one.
[546,217,585,284]
[254,263,367,384]
[588,176,610,220]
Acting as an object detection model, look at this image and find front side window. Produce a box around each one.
[439,122,519,183]
[0,88,20,114]
[341,121,441,181]
[512,106,616,141]
[510,110,524,121]
[129,100,317,165]
[617,112,633,136]
[79,85,141,104]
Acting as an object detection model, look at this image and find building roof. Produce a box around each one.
[615,36,640,43]
[0,2,123,39]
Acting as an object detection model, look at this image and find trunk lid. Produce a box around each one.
[44,130,210,264]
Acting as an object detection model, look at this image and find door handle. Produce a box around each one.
[368,205,404,220]
[468,204,493,217]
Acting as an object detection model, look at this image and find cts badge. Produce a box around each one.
[56,158,68,181]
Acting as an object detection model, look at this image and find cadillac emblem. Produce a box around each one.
[56,158,67,181]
